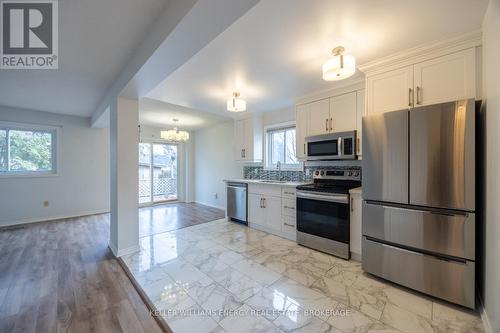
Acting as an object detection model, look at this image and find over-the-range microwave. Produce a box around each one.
[305,131,357,160]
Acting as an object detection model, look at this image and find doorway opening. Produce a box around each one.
[138,142,178,205]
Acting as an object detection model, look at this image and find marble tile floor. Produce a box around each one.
[122,219,485,333]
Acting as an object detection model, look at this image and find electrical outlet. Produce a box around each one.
[214,193,218,199]
[43,201,49,207]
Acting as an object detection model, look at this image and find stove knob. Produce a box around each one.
[354,171,360,177]
[320,170,325,176]
[315,170,320,176]
[347,171,353,176]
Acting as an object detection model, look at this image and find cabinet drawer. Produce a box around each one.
[282,198,296,217]
[282,215,296,234]
[362,237,475,308]
[282,187,296,198]
[248,184,282,197]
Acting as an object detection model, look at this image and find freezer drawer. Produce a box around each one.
[362,237,475,308]
[362,110,408,204]
[362,201,475,260]
[410,99,475,211]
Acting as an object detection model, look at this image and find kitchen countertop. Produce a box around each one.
[224,179,311,187]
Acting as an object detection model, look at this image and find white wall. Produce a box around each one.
[194,121,242,210]
[0,106,109,226]
[262,107,295,126]
[139,124,193,202]
[482,1,500,331]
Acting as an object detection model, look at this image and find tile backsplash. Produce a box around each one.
[243,165,362,182]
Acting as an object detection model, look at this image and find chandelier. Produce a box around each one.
[161,119,189,142]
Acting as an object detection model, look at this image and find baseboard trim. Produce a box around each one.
[0,210,110,229]
[478,294,493,333]
[194,200,226,212]
[108,243,140,258]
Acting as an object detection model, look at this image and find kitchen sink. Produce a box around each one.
[258,180,288,183]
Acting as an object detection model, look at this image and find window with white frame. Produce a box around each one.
[265,125,299,169]
[0,123,58,176]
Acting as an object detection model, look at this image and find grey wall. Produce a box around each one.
[0,106,110,226]
[482,0,500,331]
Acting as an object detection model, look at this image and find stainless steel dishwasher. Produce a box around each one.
[226,182,248,225]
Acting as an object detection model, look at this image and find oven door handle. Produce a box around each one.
[296,191,348,204]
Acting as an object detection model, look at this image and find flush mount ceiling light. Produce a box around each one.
[322,46,356,81]
[161,118,189,142]
[226,92,246,112]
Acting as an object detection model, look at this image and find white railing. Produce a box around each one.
[139,177,177,200]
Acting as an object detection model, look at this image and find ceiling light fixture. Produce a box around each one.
[161,119,189,142]
[226,92,246,112]
[322,46,356,81]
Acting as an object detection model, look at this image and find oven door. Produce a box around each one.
[296,191,350,258]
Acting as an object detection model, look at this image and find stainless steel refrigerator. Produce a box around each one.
[362,99,476,309]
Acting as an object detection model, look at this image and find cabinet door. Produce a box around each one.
[248,193,264,226]
[306,98,330,136]
[330,92,357,132]
[350,193,362,256]
[234,119,245,160]
[295,104,308,159]
[263,195,282,232]
[356,89,365,157]
[366,65,413,115]
[243,118,254,160]
[413,48,476,107]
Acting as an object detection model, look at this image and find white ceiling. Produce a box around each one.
[147,0,488,117]
[0,0,169,117]
[139,98,231,131]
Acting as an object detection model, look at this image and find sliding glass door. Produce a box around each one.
[139,142,178,205]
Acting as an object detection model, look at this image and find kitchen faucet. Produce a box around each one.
[277,161,283,181]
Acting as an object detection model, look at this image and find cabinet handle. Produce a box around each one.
[325,119,328,132]
[303,143,306,155]
[356,138,360,155]
[283,205,294,209]
[416,86,422,105]
[351,198,354,212]
[284,222,295,227]
[408,88,413,107]
[263,198,266,208]
[329,118,333,131]
[260,198,263,208]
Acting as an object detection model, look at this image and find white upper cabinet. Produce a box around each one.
[295,86,364,160]
[329,92,357,132]
[365,48,477,115]
[356,89,365,156]
[306,98,330,136]
[366,65,414,115]
[295,104,308,159]
[234,116,263,162]
[413,48,476,107]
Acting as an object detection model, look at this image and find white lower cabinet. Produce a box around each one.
[263,196,282,232]
[248,193,265,226]
[248,184,296,241]
[349,189,362,260]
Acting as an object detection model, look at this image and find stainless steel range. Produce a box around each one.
[296,168,361,259]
